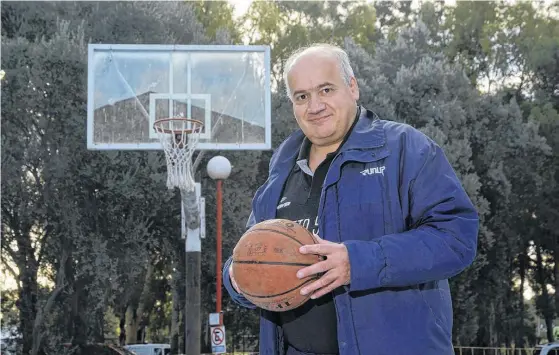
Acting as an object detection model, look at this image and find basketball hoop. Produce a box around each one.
[153,117,203,191]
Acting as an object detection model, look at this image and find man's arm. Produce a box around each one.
[344,133,479,292]
[222,211,257,309]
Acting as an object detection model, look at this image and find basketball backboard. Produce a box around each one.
[87,44,271,150]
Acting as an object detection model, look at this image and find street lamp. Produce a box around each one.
[207,155,231,326]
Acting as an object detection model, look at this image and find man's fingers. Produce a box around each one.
[300,271,336,296]
[312,233,328,244]
[299,243,336,255]
[297,259,331,279]
[310,278,344,299]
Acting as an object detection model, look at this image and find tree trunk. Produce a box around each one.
[19,269,38,355]
[125,304,138,345]
[65,254,75,343]
[31,250,68,355]
[170,267,181,353]
[119,317,126,346]
[17,234,39,355]
[488,300,497,346]
[71,277,90,346]
[517,245,527,347]
[178,272,186,353]
[125,262,154,344]
[168,244,188,353]
[136,262,153,343]
[554,237,559,337]
[90,288,110,343]
[536,245,554,342]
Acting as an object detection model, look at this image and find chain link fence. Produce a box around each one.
[200,341,540,355]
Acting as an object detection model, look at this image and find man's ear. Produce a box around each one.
[349,77,359,101]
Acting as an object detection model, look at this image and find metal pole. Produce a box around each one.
[216,179,223,325]
[185,249,201,355]
[183,186,201,355]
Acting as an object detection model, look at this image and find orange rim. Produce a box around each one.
[153,118,204,135]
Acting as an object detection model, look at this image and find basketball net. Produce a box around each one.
[153,118,203,192]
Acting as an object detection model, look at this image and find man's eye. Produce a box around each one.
[322,87,333,93]
[296,94,307,101]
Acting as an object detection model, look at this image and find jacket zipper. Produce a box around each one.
[317,149,388,355]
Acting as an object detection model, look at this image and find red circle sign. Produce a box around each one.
[212,328,224,345]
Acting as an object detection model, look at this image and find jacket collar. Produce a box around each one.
[344,107,385,150]
[269,106,385,175]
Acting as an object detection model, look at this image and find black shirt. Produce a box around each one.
[275,107,360,355]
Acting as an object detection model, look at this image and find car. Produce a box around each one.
[534,342,559,355]
[63,343,137,355]
[123,343,171,355]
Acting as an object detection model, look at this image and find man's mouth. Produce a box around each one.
[308,114,332,123]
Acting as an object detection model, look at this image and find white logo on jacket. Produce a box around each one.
[277,197,291,210]
[360,166,386,176]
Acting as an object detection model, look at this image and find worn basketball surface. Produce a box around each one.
[232,219,323,312]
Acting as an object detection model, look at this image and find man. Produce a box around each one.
[222,43,479,355]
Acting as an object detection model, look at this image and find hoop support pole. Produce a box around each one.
[216,179,223,325]
[183,184,201,355]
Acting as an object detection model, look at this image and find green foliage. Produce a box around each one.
[241,0,377,85]
[1,1,208,353]
[192,0,241,44]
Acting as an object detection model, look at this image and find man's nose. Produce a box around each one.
[307,95,326,114]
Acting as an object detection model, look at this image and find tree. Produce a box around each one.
[192,0,242,44]
[241,0,377,87]
[1,2,210,354]
[408,1,559,345]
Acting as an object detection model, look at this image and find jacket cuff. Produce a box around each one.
[223,257,256,309]
[343,240,388,292]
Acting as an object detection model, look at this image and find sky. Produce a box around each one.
[228,0,252,19]
[226,0,462,18]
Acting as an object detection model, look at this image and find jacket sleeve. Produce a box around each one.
[343,133,479,292]
[222,211,257,309]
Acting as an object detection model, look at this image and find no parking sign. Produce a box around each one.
[211,325,226,354]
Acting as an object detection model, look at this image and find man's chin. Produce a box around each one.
[307,133,340,147]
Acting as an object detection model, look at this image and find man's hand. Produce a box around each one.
[296,234,350,299]
[229,263,242,295]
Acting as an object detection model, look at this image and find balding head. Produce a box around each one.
[282,43,359,151]
[283,44,355,99]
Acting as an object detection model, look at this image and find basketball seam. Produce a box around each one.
[238,278,316,299]
[234,260,315,267]
[304,228,318,243]
[281,294,310,310]
[244,228,310,246]
[259,295,309,311]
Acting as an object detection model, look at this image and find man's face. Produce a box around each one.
[287,54,359,148]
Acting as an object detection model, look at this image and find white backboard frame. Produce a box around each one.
[86,44,272,151]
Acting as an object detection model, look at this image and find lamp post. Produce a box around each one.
[206,155,232,326]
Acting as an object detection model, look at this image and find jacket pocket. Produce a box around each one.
[349,286,452,349]
[418,281,452,339]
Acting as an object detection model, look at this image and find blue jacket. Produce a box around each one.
[223,108,479,355]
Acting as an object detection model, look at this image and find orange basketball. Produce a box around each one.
[232,219,322,312]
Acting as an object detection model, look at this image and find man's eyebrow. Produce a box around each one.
[292,82,336,96]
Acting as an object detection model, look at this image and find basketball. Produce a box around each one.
[232,219,323,312]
